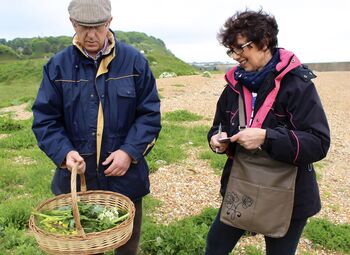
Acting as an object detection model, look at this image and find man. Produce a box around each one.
[32,0,161,254]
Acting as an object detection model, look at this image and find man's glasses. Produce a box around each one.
[73,21,109,33]
[226,41,253,57]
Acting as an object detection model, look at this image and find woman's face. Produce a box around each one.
[230,35,272,72]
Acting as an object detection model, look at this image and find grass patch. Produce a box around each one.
[0,199,35,230]
[163,110,202,122]
[0,116,24,132]
[141,206,218,255]
[314,161,327,181]
[242,246,264,255]
[0,226,45,255]
[304,218,350,253]
[0,118,37,150]
[0,59,44,108]
[171,83,185,87]
[147,123,209,172]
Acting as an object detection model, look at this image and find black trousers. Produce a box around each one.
[205,207,307,255]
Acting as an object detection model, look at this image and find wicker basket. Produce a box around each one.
[29,166,135,255]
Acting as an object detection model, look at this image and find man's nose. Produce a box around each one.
[86,28,96,37]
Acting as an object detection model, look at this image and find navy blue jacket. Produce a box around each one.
[208,49,330,219]
[32,31,161,201]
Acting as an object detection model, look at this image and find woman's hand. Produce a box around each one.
[210,131,230,153]
[230,128,266,150]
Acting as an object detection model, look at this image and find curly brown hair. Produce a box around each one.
[217,9,279,52]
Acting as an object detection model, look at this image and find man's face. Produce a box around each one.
[72,18,112,56]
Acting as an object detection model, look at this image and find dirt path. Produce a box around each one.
[0,103,32,120]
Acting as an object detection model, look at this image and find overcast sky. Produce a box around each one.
[0,0,349,63]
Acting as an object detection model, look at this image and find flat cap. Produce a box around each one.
[68,0,111,26]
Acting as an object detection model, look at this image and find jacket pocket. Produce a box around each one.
[107,79,136,133]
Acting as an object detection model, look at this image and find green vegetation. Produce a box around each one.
[34,203,129,234]
[146,115,210,172]
[171,83,185,87]
[0,59,45,107]
[163,109,203,122]
[241,246,264,255]
[304,218,350,253]
[116,31,197,77]
[0,45,19,60]
[200,150,227,173]
[140,205,217,255]
[0,116,23,132]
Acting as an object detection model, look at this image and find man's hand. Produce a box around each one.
[210,131,230,153]
[230,128,266,150]
[66,150,86,174]
[102,149,132,176]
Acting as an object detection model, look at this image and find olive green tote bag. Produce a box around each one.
[220,94,297,238]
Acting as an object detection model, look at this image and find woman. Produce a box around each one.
[205,9,330,255]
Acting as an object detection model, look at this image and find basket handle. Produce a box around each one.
[71,164,86,238]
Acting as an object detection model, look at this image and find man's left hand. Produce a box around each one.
[102,149,132,176]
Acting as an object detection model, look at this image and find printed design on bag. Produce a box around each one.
[224,192,253,220]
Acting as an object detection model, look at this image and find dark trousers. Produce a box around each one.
[114,199,143,255]
[94,200,142,255]
[205,208,307,255]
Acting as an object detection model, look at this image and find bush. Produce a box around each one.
[159,72,177,78]
[0,45,19,59]
[202,71,212,78]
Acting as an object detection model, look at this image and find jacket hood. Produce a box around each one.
[225,48,301,89]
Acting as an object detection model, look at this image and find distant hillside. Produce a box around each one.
[0,31,196,77]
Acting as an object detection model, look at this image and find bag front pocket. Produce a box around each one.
[252,182,294,237]
[221,177,294,238]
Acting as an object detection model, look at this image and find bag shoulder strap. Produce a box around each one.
[238,94,246,130]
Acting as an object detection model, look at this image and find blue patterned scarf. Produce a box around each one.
[234,50,280,92]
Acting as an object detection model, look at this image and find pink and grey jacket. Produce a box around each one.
[208,49,330,219]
